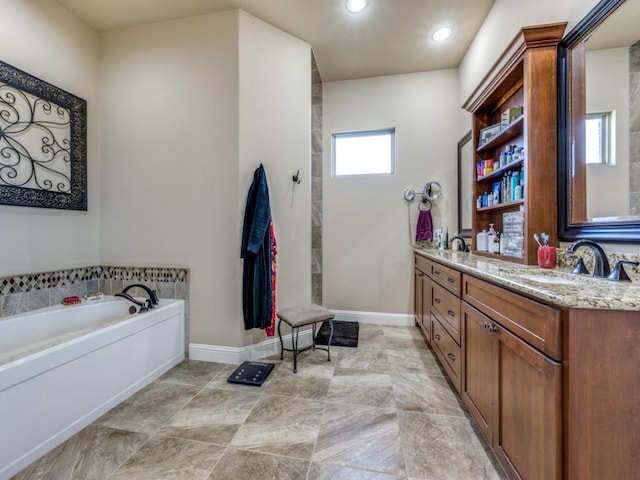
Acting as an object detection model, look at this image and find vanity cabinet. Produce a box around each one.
[414,254,462,393]
[413,255,432,341]
[462,23,566,264]
[462,277,562,480]
[414,250,640,479]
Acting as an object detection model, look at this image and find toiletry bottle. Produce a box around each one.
[487,224,495,252]
[491,232,501,253]
[477,230,488,252]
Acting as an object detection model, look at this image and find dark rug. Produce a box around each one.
[227,361,275,386]
[315,320,359,347]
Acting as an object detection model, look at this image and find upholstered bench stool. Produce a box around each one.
[277,304,334,373]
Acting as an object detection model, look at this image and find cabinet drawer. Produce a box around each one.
[430,261,461,295]
[414,254,431,274]
[462,274,562,360]
[431,314,461,393]
[431,282,461,345]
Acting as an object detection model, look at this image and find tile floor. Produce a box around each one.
[13,325,507,480]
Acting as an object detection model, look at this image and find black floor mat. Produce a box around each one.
[227,361,275,386]
[315,320,359,347]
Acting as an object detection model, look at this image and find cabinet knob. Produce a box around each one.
[434,270,441,276]
[447,352,456,361]
[434,298,441,304]
[447,310,455,317]
[434,334,441,341]
[447,277,455,284]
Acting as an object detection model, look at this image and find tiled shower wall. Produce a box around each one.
[311,51,323,305]
[630,42,640,215]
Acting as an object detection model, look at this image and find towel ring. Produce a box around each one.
[419,199,432,211]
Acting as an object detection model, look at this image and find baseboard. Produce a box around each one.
[332,309,415,327]
[189,330,313,364]
[189,309,413,364]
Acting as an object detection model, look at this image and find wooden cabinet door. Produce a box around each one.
[495,323,562,480]
[414,268,423,326]
[421,273,432,340]
[461,303,497,443]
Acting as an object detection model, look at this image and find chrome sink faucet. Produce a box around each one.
[566,239,611,278]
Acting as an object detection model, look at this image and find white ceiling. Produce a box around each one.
[586,0,640,51]
[53,0,495,82]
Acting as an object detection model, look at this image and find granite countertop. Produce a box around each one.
[414,248,640,311]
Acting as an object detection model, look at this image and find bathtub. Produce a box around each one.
[0,296,185,479]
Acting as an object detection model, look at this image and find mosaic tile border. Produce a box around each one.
[0,265,188,296]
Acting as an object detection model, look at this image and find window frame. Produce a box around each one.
[585,111,613,166]
[331,128,396,177]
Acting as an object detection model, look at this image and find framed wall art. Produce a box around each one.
[0,60,87,210]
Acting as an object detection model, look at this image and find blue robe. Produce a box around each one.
[241,164,273,330]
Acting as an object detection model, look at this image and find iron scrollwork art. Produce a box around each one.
[0,60,86,210]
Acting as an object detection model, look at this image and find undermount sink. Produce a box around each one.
[514,273,580,285]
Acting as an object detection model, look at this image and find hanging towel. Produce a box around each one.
[416,208,434,241]
[241,164,273,331]
[266,220,277,337]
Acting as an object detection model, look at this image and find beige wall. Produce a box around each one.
[99,10,310,348]
[323,70,459,314]
[459,0,600,117]
[586,47,629,220]
[237,11,312,345]
[0,0,100,275]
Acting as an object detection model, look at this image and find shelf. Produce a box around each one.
[477,158,524,182]
[477,115,524,153]
[476,199,524,213]
[472,250,525,264]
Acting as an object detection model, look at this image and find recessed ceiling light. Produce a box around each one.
[432,26,453,42]
[346,0,368,14]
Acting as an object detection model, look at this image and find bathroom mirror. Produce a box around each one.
[457,131,473,237]
[423,181,442,201]
[558,0,640,241]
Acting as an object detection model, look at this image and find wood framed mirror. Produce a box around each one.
[558,0,640,241]
[457,131,472,237]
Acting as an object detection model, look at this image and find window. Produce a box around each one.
[585,111,613,165]
[332,128,395,176]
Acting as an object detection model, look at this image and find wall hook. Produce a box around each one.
[292,170,301,184]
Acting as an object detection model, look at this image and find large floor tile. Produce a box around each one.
[307,462,404,480]
[335,345,390,373]
[261,362,333,399]
[327,367,395,408]
[13,426,148,480]
[382,327,429,350]
[108,436,224,480]
[157,387,261,445]
[386,346,444,376]
[313,402,405,476]
[392,371,465,416]
[398,411,506,479]
[207,448,309,480]
[159,359,227,387]
[230,394,324,459]
[96,382,201,434]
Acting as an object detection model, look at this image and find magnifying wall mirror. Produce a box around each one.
[558,0,640,242]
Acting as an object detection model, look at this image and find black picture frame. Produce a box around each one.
[0,60,87,210]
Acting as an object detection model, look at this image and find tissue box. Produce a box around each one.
[501,106,523,128]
